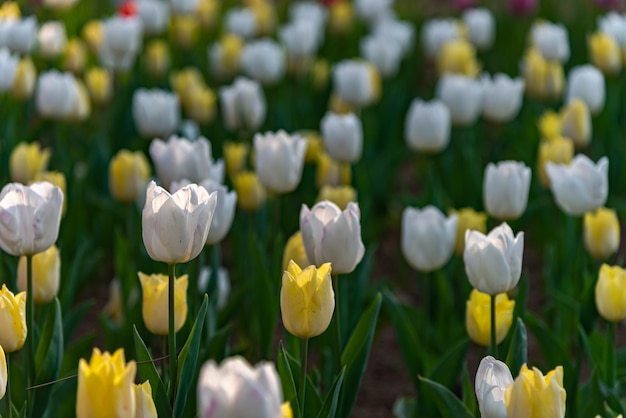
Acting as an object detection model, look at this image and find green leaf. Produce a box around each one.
[461,365,477,416]
[133,326,172,418]
[277,343,301,418]
[428,338,469,391]
[506,318,528,376]
[174,295,208,418]
[338,293,382,418]
[418,377,473,418]
[316,368,345,418]
[525,312,570,367]
[283,349,323,414]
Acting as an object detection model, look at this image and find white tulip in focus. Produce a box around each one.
[133,88,180,139]
[225,8,257,40]
[404,98,450,153]
[546,154,608,216]
[37,21,67,59]
[141,181,217,264]
[219,77,266,132]
[197,356,284,418]
[436,74,483,126]
[373,18,415,56]
[198,266,230,310]
[300,200,365,274]
[355,0,393,25]
[481,73,525,123]
[464,222,524,295]
[98,15,143,71]
[421,18,461,59]
[360,34,403,78]
[0,182,64,256]
[0,48,18,92]
[566,65,605,115]
[333,59,380,108]
[1,17,38,55]
[475,356,514,418]
[462,8,495,50]
[36,70,80,119]
[254,130,307,193]
[320,112,363,164]
[401,206,457,272]
[240,39,286,85]
[483,161,531,220]
[137,0,170,35]
[531,21,570,63]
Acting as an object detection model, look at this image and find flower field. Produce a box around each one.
[1,0,626,416]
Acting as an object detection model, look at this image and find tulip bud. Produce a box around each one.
[566,65,605,115]
[436,74,483,126]
[233,171,267,211]
[538,110,562,140]
[241,39,286,85]
[475,356,514,418]
[505,364,566,417]
[251,1,276,36]
[588,31,621,75]
[437,39,480,77]
[0,2,20,19]
[134,381,157,418]
[536,137,574,187]
[109,150,151,203]
[402,206,458,272]
[82,20,103,52]
[0,285,26,352]
[315,152,351,188]
[483,161,531,220]
[462,8,494,50]
[404,98,451,153]
[38,21,67,59]
[596,264,626,322]
[85,67,112,105]
[584,208,620,261]
[464,223,524,295]
[282,231,311,272]
[76,349,137,418]
[36,71,82,120]
[321,112,363,164]
[311,59,330,90]
[481,73,525,123]
[333,59,381,108]
[62,38,86,75]
[11,57,36,101]
[133,88,180,139]
[136,0,169,36]
[254,131,307,193]
[224,141,249,180]
[421,18,462,59]
[466,289,515,346]
[138,272,188,335]
[17,245,60,304]
[9,141,51,185]
[531,21,570,63]
[598,13,626,65]
[0,345,6,400]
[317,185,357,211]
[144,40,170,78]
[449,207,487,255]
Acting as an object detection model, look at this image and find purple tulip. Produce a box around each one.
[508,0,538,15]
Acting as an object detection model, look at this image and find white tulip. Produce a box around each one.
[300,200,365,274]
[37,21,67,59]
[531,21,570,63]
[133,88,180,139]
[198,266,230,309]
[546,154,608,216]
[170,0,198,15]
[355,0,393,24]
[137,0,170,35]
[436,74,483,126]
[360,34,403,78]
[280,20,322,59]
[219,77,266,132]
[225,8,257,40]
[373,18,415,56]
[599,12,626,51]
[333,59,380,108]
[566,64,605,115]
[464,223,524,294]
[0,17,37,54]
[0,182,64,256]
[141,181,217,264]
[98,16,142,71]
[36,70,80,119]
[289,1,327,33]
[483,161,531,220]
[475,356,514,418]
[254,130,307,193]
[462,8,495,50]
[0,48,18,92]
[404,98,450,152]
[421,18,461,59]
[481,73,525,123]
[321,112,363,163]
[401,206,457,272]
[241,39,286,85]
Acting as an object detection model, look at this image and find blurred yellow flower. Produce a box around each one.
[82,20,103,52]
[538,110,562,141]
[280,261,335,339]
[76,348,137,418]
[218,33,244,78]
[317,185,357,210]
[251,1,275,36]
[329,93,353,115]
[560,98,591,149]
[282,231,311,272]
[171,67,205,108]
[449,207,487,255]
[596,264,626,322]
[196,0,219,29]
[33,171,67,215]
[311,59,330,90]
[437,39,480,77]
[0,285,26,353]
[134,381,157,418]
[536,137,574,187]
[297,130,323,163]
[281,402,293,418]
[109,149,151,203]
[316,153,346,188]
[144,40,170,77]
[9,141,51,185]
[366,63,382,104]
[0,2,20,19]
[138,272,188,336]
[63,38,86,74]
[85,67,112,105]
[69,79,91,121]
[233,171,267,211]
[17,245,60,305]
[584,208,620,261]
[186,87,216,124]
[12,57,36,101]
[224,141,249,180]
[588,31,621,75]
[505,364,566,418]
[465,289,515,346]
[522,48,563,100]
[171,14,199,48]
[330,1,353,34]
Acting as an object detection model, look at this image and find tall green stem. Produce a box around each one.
[606,321,616,389]
[6,352,11,418]
[333,274,342,370]
[299,338,309,417]
[490,294,498,359]
[168,263,177,407]
[26,255,35,401]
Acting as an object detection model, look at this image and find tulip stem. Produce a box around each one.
[299,338,309,416]
[333,275,342,370]
[490,294,498,359]
[26,254,35,401]
[6,352,11,418]
[607,321,616,389]
[168,263,178,408]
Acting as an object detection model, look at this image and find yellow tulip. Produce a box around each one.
[465,289,515,346]
[224,142,249,180]
[134,381,157,418]
[103,279,124,325]
[297,131,323,164]
[0,285,26,352]
[76,348,137,418]
[317,185,357,210]
[9,142,50,185]
[64,38,87,74]
[595,264,626,322]
[12,57,36,101]
[329,93,353,115]
[233,171,267,211]
[588,32,621,75]
[505,364,566,418]
[109,150,151,203]
[282,402,293,418]
[17,245,60,304]
[330,1,353,34]
[251,1,275,36]
[311,59,330,90]
[144,40,170,78]
[186,87,216,124]
[560,98,591,149]
[437,39,481,77]
[170,67,205,109]
[197,0,219,29]
[316,153,344,188]
[219,33,244,78]
[0,345,6,400]
[82,20,103,52]
[366,63,382,105]
[171,14,199,48]
[538,110,562,141]
[280,261,335,339]
[85,68,112,105]
[522,48,564,100]
[0,1,20,19]
[584,208,620,261]
[536,137,574,187]
[138,272,188,336]
[282,231,311,272]
[34,171,67,215]
[449,207,487,255]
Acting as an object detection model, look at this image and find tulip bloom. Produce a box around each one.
[421,18,462,59]
[462,8,495,50]
[0,48,18,93]
[481,73,525,123]
[566,65,605,115]
[332,59,381,108]
[536,137,574,188]
[98,15,142,71]
[521,48,564,101]
[133,89,180,139]
[282,231,311,272]
[11,57,37,101]
[404,98,451,153]
[134,381,157,418]
[483,161,531,220]
[505,364,566,417]
[240,38,286,85]
[437,39,480,77]
[401,206,457,272]
[9,141,51,184]
[209,34,244,80]
[466,289,515,346]
[449,207,487,255]
[436,74,483,126]
[0,182,64,256]
[559,99,591,149]
[138,272,188,335]
[76,348,137,418]
[141,181,217,264]
[584,208,620,261]
[531,21,570,63]
[0,285,26,353]
[223,141,249,180]
[320,112,363,164]
[475,356,514,418]
[588,31,621,74]
[220,77,266,132]
[109,150,151,203]
[17,245,60,304]
[233,171,267,211]
[595,264,626,322]
[281,261,335,339]
[0,345,6,400]
[254,131,307,193]
[300,201,365,274]
[360,34,403,79]
[464,223,524,295]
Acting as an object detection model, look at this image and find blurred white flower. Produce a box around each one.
[254,130,307,193]
[355,0,394,24]
[373,18,415,56]
[133,88,180,138]
[170,0,199,14]
[321,112,363,163]
[241,39,286,85]
[280,20,322,59]
[566,64,605,115]
[333,59,380,108]
[598,12,626,52]
[531,21,570,62]
[421,18,461,59]
[219,77,266,132]
[198,266,230,310]
[360,34,403,78]
[404,98,450,152]
[463,8,495,50]
[36,70,80,119]
[481,73,525,123]
[290,1,327,34]
[0,48,18,92]
[0,17,37,54]
[436,74,483,126]
[137,0,170,35]
[483,161,532,220]
[37,21,67,59]
[99,16,143,71]
[225,8,257,40]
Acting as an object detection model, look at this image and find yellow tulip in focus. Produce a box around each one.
[0,1,20,19]
[538,110,562,141]
[280,261,335,339]
[109,150,151,203]
[76,348,137,418]
[584,208,620,261]
[317,185,357,210]
[596,264,626,322]
[505,364,566,418]
[134,381,157,418]
[64,38,87,74]
[9,141,51,185]
[0,285,27,352]
[465,289,515,346]
[144,40,170,77]
[82,20,103,52]
[536,137,574,187]
[138,272,188,336]
[449,207,487,255]
[311,59,330,90]
[197,0,219,29]
[588,32,621,75]
[0,345,6,400]
[437,39,480,77]
[186,87,216,124]
[17,245,60,304]
[12,57,36,101]
[86,67,112,105]
[330,1,353,34]
[224,142,249,180]
[233,171,267,211]
[171,14,199,48]
[34,171,67,215]
[560,98,591,149]
[282,231,311,272]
